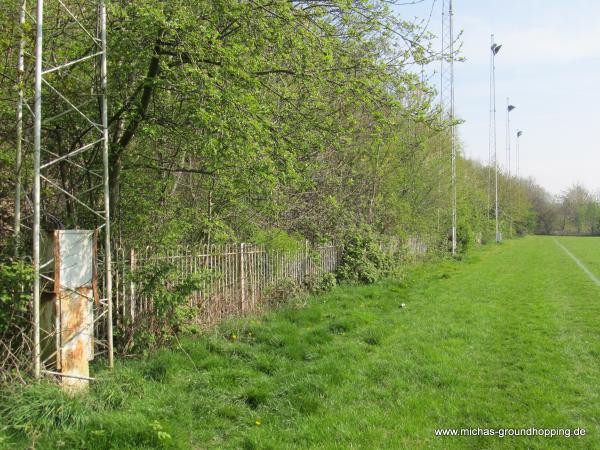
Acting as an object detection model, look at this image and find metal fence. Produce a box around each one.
[113,243,342,328]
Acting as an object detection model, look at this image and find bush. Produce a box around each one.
[0,260,34,383]
[335,228,391,284]
[262,277,304,308]
[456,222,473,253]
[304,272,336,294]
[119,261,205,353]
[0,260,33,336]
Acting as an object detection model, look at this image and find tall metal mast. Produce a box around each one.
[506,99,516,176]
[516,130,523,178]
[13,0,26,256]
[100,0,113,369]
[29,0,113,378]
[487,35,493,219]
[449,0,456,255]
[490,37,501,242]
[441,0,457,255]
[506,99,516,236]
[516,130,523,216]
[32,0,44,380]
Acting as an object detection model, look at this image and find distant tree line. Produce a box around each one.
[529,184,600,236]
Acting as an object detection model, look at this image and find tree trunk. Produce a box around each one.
[109,152,121,221]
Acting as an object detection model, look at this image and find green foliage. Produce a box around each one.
[0,261,33,336]
[262,277,304,308]
[336,228,392,284]
[119,261,206,352]
[304,272,337,294]
[552,184,600,235]
[456,222,473,253]
[0,0,551,274]
[249,228,305,252]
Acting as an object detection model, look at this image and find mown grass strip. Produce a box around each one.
[553,238,600,287]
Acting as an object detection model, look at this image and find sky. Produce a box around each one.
[401,0,600,196]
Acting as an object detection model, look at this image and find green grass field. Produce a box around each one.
[2,236,600,449]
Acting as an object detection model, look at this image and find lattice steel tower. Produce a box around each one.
[440,0,456,255]
[14,0,113,382]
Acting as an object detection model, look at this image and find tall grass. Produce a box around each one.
[2,237,600,449]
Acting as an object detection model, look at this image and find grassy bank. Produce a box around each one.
[2,236,600,449]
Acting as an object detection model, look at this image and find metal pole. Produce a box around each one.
[487,35,493,219]
[239,243,246,313]
[492,40,500,242]
[99,0,113,369]
[516,131,521,178]
[506,98,510,237]
[32,0,44,379]
[14,0,26,256]
[506,99,509,175]
[438,0,445,235]
[516,130,522,214]
[506,99,514,237]
[130,248,136,322]
[516,130,519,215]
[449,0,456,255]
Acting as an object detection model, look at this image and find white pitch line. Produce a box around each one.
[553,238,600,287]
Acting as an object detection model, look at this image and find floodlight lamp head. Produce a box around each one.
[491,43,502,55]
[508,105,516,112]
[517,130,523,137]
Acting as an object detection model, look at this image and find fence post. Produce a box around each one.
[304,240,309,278]
[239,243,247,313]
[129,248,136,322]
